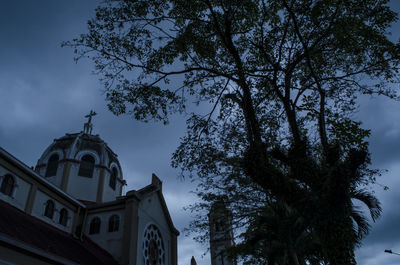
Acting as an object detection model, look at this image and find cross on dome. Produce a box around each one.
[83,110,97,134]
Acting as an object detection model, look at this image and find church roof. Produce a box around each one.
[0,199,118,265]
[37,132,123,179]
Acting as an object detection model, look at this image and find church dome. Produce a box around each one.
[36,131,124,203]
[37,132,122,172]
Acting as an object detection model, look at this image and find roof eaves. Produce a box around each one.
[0,232,79,265]
[156,189,180,236]
[86,197,126,210]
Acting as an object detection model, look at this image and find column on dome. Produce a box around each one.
[96,168,106,203]
[61,161,72,191]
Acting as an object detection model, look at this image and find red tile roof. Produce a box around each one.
[0,200,119,265]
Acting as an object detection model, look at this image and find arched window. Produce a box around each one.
[0,174,15,197]
[89,217,101,234]
[45,154,59,177]
[59,208,68,226]
[44,200,55,219]
[78,154,95,178]
[143,224,165,265]
[108,215,120,232]
[109,167,117,190]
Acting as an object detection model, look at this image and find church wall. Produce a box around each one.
[31,190,74,233]
[137,192,173,265]
[66,162,100,202]
[0,165,32,212]
[86,209,125,263]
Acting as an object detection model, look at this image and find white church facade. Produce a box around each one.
[0,116,178,265]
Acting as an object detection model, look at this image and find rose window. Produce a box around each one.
[143,224,165,265]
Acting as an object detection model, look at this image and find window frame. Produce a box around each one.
[44,200,55,219]
[78,154,95,178]
[59,208,68,226]
[45,154,59,178]
[89,217,101,235]
[0,174,15,197]
[108,214,120,232]
[109,167,117,190]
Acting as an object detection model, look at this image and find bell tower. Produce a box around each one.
[209,201,236,265]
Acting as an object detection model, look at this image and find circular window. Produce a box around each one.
[142,224,165,265]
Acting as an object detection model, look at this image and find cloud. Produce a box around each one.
[357,96,400,168]
[1,1,400,265]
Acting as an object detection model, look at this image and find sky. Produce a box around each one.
[0,1,400,264]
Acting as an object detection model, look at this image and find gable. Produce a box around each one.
[136,188,178,265]
[138,191,171,234]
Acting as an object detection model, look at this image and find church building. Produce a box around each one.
[0,112,179,265]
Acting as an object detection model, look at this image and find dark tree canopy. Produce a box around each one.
[65,0,400,264]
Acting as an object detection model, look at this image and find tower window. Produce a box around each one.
[78,154,95,178]
[44,200,55,219]
[89,217,101,234]
[0,174,15,197]
[215,220,225,232]
[59,208,68,226]
[45,154,59,177]
[108,214,120,232]
[109,167,117,190]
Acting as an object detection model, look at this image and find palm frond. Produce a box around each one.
[351,189,382,221]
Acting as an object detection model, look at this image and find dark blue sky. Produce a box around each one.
[1,1,400,264]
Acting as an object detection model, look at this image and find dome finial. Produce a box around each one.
[83,110,97,134]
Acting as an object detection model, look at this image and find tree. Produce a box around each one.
[235,201,323,265]
[64,0,400,264]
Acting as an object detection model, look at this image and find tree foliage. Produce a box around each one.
[65,0,400,264]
